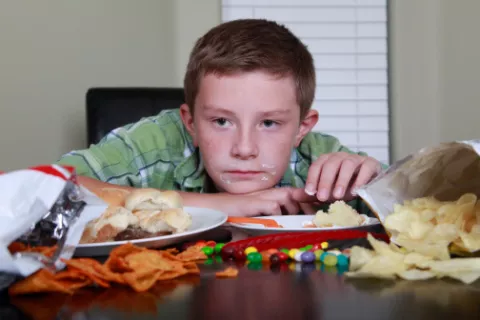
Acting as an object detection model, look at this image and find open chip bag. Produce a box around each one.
[0,165,107,281]
[347,141,480,284]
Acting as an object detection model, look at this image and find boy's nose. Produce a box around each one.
[231,130,259,160]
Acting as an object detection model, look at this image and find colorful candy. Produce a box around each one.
[202,246,214,256]
[245,246,258,255]
[323,254,338,267]
[215,243,225,253]
[288,248,299,259]
[300,251,315,263]
[199,240,349,273]
[247,252,262,263]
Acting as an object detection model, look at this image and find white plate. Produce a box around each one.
[74,207,227,257]
[229,215,382,237]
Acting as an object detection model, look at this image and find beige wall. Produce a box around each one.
[390,0,480,160]
[1,0,479,169]
[0,0,220,171]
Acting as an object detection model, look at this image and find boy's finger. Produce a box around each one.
[282,201,300,215]
[291,188,318,203]
[351,159,380,193]
[333,158,358,199]
[254,200,282,216]
[304,155,329,195]
[299,202,317,215]
[316,156,343,201]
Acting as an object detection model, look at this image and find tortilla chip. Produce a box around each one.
[216,267,239,278]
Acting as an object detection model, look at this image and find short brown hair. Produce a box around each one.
[184,19,315,119]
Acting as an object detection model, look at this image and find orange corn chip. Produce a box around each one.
[63,258,115,288]
[122,270,163,292]
[105,243,144,272]
[9,269,89,296]
[8,242,28,254]
[182,262,201,275]
[215,267,239,278]
[175,245,207,262]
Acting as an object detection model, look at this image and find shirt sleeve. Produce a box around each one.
[56,127,144,187]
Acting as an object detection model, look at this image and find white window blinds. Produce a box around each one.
[222,0,390,164]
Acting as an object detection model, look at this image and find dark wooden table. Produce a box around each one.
[1,229,480,320]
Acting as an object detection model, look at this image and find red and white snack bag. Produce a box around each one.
[0,165,107,276]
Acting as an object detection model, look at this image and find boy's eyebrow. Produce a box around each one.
[202,105,292,117]
[260,110,292,117]
[202,105,236,116]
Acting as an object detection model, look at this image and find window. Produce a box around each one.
[222,0,389,164]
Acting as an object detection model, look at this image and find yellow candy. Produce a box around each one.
[244,246,258,255]
[321,242,329,249]
[288,248,299,259]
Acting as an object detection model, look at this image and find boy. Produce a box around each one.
[57,19,384,217]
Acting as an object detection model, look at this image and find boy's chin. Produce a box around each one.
[217,181,274,195]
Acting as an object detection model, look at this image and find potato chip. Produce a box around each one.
[396,269,436,281]
[349,246,376,271]
[123,270,164,292]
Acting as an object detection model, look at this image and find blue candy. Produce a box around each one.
[301,251,315,263]
[337,254,349,267]
[319,252,328,263]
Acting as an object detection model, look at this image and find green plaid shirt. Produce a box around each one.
[57,109,380,213]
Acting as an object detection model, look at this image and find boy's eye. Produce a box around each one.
[214,118,230,127]
[262,120,277,128]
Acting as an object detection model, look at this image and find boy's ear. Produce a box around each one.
[295,109,319,147]
[179,104,198,146]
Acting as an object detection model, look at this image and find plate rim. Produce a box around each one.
[76,206,227,248]
[229,214,380,232]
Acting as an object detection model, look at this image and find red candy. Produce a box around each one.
[276,252,289,262]
[233,249,247,260]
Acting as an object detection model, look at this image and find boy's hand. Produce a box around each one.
[215,187,318,217]
[304,152,381,202]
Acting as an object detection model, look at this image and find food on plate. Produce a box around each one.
[304,201,365,228]
[80,189,192,244]
[125,189,183,211]
[8,242,213,295]
[80,206,139,243]
[346,233,480,284]
[383,193,480,256]
[92,187,131,207]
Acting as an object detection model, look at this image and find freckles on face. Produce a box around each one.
[193,71,301,194]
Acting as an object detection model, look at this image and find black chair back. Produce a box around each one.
[86,87,184,145]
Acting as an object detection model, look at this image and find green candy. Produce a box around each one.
[202,246,214,256]
[204,258,214,265]
[304,245,313,250]
[280,248,290,254]
[314,250,324,260]
[247,262,263,271]
[214,243,225,253]
[247,252,262,263]
[298,247,307,252]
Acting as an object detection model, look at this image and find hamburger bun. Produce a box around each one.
[92,187,131,207]
[124,189,183,211]
[133,208,192,234]
[80,206,138,244]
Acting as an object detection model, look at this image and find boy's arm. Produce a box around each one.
[78,176,315,217]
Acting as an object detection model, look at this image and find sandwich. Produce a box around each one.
[91,187,131,207]
[124,189,183,211]
[80,189,192,244]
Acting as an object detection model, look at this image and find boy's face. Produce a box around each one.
[180,71,318,194]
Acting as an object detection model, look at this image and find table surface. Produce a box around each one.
[1,230,480,320]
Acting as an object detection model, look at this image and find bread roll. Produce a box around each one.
[92,187,131,207]
[124,189,183,211]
